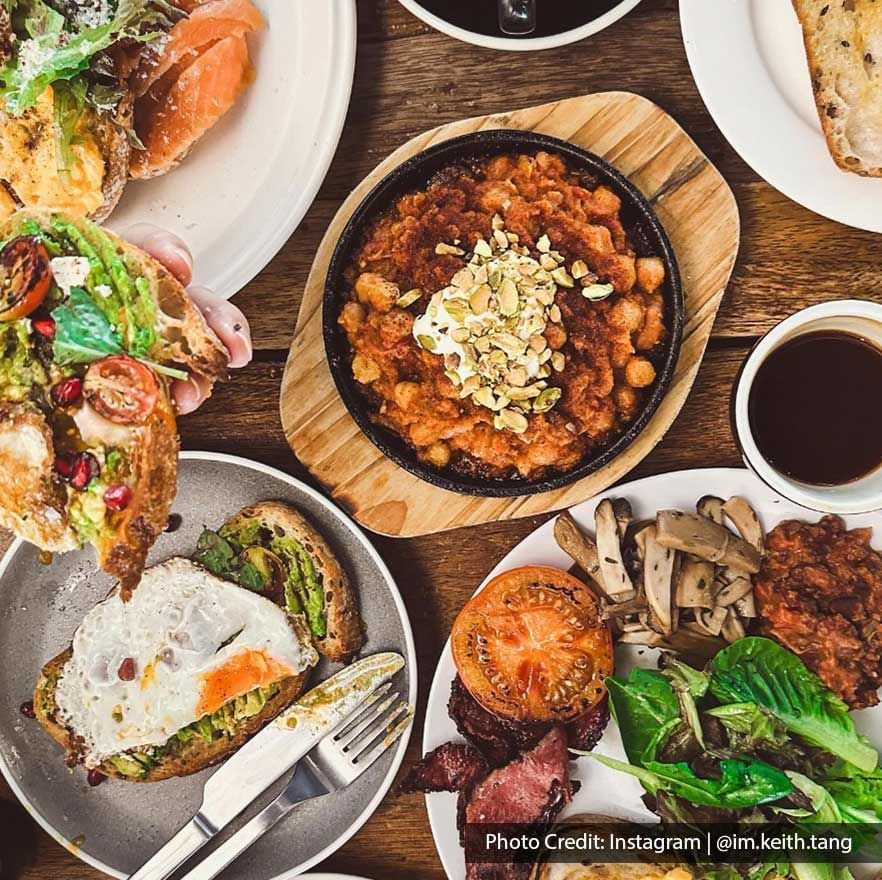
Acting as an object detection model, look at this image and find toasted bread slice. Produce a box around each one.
[793,0,882,176]
[35,644,310,782]
[0,90,129,222]
[220,502,365,663]
[0,211,229,591]
[95,388,180,600]
[90,106,132,224]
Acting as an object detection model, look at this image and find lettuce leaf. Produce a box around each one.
[0,0,176,115]
[52,286,123,364]
[708,638,877,773]
[591,752,793,809]
[605,668,681,764]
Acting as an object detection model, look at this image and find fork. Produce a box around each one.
[177,684,413,880]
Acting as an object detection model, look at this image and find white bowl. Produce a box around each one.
[732,300,882,515]
[395,0,643,51]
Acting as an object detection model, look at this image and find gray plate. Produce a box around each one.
[0,452,416,878]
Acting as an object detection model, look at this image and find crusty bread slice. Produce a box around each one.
[0,211,230,591]
[221,502,365,663]
[95,388,180,600]
[34,652,310,782]
[0,392,180,596]
[793,0,882,176]
[90,108,131,224]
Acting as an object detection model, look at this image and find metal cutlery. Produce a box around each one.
[127,652,405,880]
[178,685,413,880]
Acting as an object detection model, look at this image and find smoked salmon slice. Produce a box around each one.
[130,34,254,179]
[134,0,264,97]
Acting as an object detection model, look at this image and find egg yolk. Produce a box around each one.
[197,649,294,717]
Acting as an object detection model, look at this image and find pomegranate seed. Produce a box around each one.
[166,513,182,532]
[19,700,35,719]
[51,377,83,407]
[70,453,99,491]
[87,769,107,787]
[117,657,135,681]
[54,453,77,479]
[32,317,56,338]
[103,484,132,512]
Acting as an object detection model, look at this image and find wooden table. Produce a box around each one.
[6,0,882,876]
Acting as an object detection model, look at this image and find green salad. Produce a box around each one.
[587,638,882,880]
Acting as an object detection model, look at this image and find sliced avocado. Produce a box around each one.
[106,755,145,778]
[218,518,264,551]
[271,536,326,638]
[175,726,195,744]
[240,546,285,594]
[132,752,156,771]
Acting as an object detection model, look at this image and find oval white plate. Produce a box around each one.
[396,0,642,52]
[0,452,416,879]
[107,0,356,299]
[680,0,882,232]
[424,467,882,879]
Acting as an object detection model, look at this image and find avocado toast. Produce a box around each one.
[0,210,228,596]
[195,501,366,663]
[33,503,366,782]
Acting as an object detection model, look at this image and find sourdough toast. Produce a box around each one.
[217,502,365,663]
[34,652,310,782]
[793,0,882,175]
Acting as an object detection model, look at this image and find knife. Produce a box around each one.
[127,651,405,880]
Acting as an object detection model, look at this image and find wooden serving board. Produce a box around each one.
[280,92,740,537]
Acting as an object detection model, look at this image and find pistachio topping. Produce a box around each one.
[412,227,611,432]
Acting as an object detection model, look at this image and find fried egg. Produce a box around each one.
[54,557,318,766]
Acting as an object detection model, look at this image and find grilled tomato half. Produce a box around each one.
[451,565,612,724]
[0,236,51,320]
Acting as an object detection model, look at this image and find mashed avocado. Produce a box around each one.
[0,320,47,400]
[104,683,281,779]
[208,520,327,639]
[68,480,108,544]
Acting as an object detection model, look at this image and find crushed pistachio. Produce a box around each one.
[396,289,423,308]
[411,227,615,431]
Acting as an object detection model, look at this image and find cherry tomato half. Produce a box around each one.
[84,356,159,425]
[451,565,613,724]
[0,237,51,321]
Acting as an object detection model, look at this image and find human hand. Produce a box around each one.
[123,224,253,414]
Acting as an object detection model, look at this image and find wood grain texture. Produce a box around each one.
[281,91,740,537]
[8,0,876,876]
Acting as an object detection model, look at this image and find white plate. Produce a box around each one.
[0,452,416,879]
[423,467,882,879]
[106,0,356,299]
[680,0,882,232]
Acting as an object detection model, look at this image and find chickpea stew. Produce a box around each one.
[335,148,676,485]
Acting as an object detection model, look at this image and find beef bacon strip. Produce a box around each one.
[400,741,489,794]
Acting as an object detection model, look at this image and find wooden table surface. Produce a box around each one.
[5,0,882,876]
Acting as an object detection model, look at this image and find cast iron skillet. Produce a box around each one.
[323,130,684,497]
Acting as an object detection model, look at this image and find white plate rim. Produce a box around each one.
[0,450,417,879]
[396,0,643,52]
[217,0,356,298]
[679,0,882,233]
[422,465,882,879]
